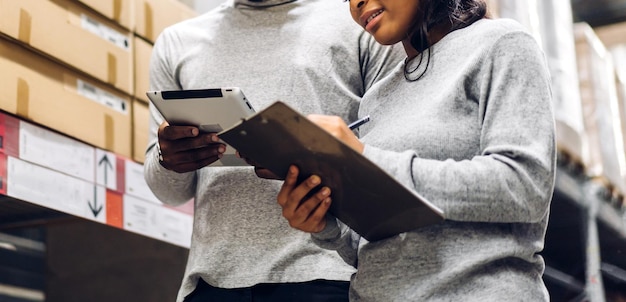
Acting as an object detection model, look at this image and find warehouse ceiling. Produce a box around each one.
[571,0,626,26]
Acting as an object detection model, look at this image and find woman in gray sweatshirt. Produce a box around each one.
[277,0,556,301]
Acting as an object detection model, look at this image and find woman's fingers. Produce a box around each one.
[277,165,332,233]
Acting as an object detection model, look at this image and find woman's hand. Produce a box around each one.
[307,114,365,153]
[277,165,332,233]
[239,114,364,180]
[157,122,226,173]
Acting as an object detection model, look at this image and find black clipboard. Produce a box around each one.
[218,101,444,241]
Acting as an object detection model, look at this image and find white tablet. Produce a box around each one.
[146,87,256,167]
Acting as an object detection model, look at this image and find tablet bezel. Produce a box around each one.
[146,87,255,166]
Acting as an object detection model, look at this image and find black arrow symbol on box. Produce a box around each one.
[98,154,113,186]
[88,185,102,217]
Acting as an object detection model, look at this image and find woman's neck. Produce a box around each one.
[402,22,452,58]
[234,0,296,7]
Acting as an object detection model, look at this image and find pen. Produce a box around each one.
[348,115,371,130]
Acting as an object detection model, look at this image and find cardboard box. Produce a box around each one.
[134,0,197,43]
[574,23,626,194]
[0,38,132,158]
[0,0,134,95]
[134,36,153,103]
[132,99,150,163]
[70,0,135,30]
[535,0,588,168]
[486,0,499,18]
[595,21,626,50]
[496,1,542,43]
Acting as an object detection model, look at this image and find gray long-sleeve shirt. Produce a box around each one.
[314,18,556,301]
[142,0,404,301]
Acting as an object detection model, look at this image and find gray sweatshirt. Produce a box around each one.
[142,0,403,301]
[314,18,556,301]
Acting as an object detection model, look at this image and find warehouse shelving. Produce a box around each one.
[542,154,626,301]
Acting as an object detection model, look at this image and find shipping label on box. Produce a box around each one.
[123,194,192,248]
[125,159,160,204]
[71,0,135,30]
[6,156,107,223]
[19,120,96,183]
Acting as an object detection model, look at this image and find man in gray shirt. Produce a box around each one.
[144,0,403,301]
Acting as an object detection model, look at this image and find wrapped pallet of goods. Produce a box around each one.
[496,0,589,172]
[495,0,542,44]
[595,20,626,50]
[485,0,499,18]
[536,0,588,172]
[574,22,626,198]
[609,45,626,209]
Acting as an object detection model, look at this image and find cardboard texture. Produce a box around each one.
[133,35,152,103]
[574,23,626,194]
[134,0,197,43]
[486,0,499,18]
[132,99,149,163]
[219,101,445,241]
[71,0,135,30]
[595,21,626,50]
[0,38,132,158]
[0,0,134,95]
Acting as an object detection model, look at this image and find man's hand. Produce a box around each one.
[157,122,226,173]
[307,115,364,153]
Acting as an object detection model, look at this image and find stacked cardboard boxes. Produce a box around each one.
[132,36,154,163]
[0,0,133,158]
[0,2,198,298]
[0,0,196,163]
[131,0,196,163]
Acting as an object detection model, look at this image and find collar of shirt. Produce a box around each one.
[234,0,297,7]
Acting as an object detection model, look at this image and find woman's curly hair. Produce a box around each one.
[405,0,487,81]
[410,0,487,52]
